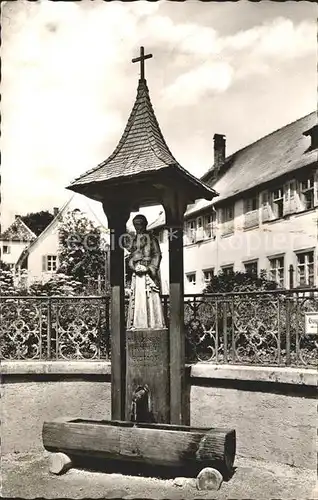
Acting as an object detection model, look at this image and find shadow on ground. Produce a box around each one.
[1,452,317,499]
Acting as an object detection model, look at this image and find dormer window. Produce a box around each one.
[303,124,318,152]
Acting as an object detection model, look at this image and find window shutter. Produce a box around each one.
[261,190,271,222]
[261,191,268,205]
[289,180,299,212]
[42,256,47,272]
[283,183,292,215]
[283,181,298,215]
[245,198,252,213]
[196,217,204,241]
[314,169,318,207]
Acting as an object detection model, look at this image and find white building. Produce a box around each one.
[0,217,36,270]
[150,112,318,293]
[16,193,110,286]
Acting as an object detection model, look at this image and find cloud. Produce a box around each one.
[163,62,234,106]
[160,16,316,106]
[1,1,316,228]
[220,17,316,59]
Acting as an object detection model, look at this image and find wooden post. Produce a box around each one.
[289,264,294,289]
[163,194,189,426]
[103,204,130,421]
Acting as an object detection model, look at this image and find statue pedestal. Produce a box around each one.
[125,328,170,423]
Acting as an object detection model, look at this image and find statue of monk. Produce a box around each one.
[126,214,166,330]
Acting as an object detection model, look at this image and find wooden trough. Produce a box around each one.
[42,417,236,477]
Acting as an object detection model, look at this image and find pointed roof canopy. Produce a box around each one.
[67,47,217,208]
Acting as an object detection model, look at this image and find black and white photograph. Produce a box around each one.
[1,0,317,498]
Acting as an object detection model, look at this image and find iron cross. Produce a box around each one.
[132,47,153,81]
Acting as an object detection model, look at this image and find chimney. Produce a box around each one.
[15,214,21,220]
[53,207,59,217]
[213,134,226,172]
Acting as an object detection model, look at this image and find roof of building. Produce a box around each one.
[149,111,317,229]
[202,111,317,199]
[16,193,110,267]
[68,78,216,201]
[0,217,37,242]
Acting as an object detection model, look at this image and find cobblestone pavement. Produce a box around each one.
[1,452,317,499]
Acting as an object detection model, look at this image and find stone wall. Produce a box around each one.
[1,361,316,470]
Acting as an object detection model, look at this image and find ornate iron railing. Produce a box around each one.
[178,289,318,367]
[0,296,110,361]
[0,289,317,365]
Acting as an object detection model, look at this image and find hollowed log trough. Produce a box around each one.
[42,418,236,477]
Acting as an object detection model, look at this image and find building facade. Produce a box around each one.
[15,194,110,286]
[150,112,318,293]
[0,217,36,270]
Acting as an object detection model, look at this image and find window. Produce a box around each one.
[222,205,234,222]
[203,268,214,284]
[261,190,271,222]
[203,213,215,239]
[3,245,10,254]
[244,195,260,228]
[43,255,57,272]
[186,273,196,285]
[284,181,296,201]
[283,181,298,216]
[221,265,234,276]
[271,187,284,218]
[221,205,234,236]
[244,195,259,213]
[244,261,258,276]
[185,220,196,244]
[196,216,204,241]
[269,256,285,287]
[296,251,315,287]
[185,214,215,244]
[299,175,315,210]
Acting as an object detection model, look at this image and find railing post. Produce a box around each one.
[231,297,235,362]
[285,297,291,365]
[223,299,228,363]
[47,298,52,360]
[295,292,300,363]
[289,264,294,289]
[215,300,219,363]
[105,296,110,359]
[277,296,281,365]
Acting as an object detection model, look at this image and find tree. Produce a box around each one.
[57,209,108,289]
[21,210,55,236]
[204,270,279,294]
[0,260,12,271]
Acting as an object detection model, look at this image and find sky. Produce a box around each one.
[1,0,317,230]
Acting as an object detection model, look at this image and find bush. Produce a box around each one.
[204,270,279,294]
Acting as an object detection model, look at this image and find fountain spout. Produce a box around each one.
[130,385,152,423]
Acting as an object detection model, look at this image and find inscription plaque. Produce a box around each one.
[128,330,163,364]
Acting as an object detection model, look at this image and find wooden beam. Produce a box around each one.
[168,227,188,425]
[103,204,130,421]
[163,192,189,426]
[43,419,236,476]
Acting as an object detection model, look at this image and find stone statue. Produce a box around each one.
[126,214,166,330]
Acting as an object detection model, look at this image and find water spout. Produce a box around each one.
[130,385,152,424]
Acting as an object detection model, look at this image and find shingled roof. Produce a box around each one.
[0,217,36,242]
[202,111,317,201]
[68,78,216,200]
[149,111,317,229]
